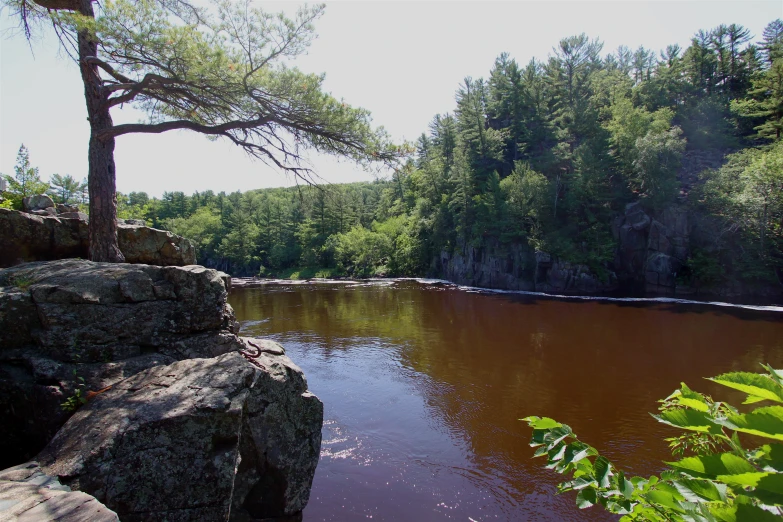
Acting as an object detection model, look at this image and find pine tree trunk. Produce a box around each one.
[78,0,125,262]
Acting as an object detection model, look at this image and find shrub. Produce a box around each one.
[525,364,783,520]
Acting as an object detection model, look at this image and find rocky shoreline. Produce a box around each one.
[0,259,323,521]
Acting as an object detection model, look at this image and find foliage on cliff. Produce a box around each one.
[524,364,783,520]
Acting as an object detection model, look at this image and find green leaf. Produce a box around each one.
[710,502,783,522]
[667,453,756,479]
[644,489,686,514]
[561,442,595,468]
[530,429,548,447]
[594,456,612,488]
[576,487,597,508]
[761,364,783,388]
[674,383,711,412]
[616,472,635,500]
[671,478,727,502]
[719,471,783,504]
[533,445,549,458]
[543,426,573,450]
[570,476,597,491]
[547,442,567,462]
[709,372,783,404]
[653,408,722,434]
[522,416,563,430]
[757,443,783,472]
[721,406,783,441]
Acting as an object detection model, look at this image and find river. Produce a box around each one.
[229,280,783,521]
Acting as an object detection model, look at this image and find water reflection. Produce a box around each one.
[229,281,783,521]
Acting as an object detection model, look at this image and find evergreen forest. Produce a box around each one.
[14,21,783,288]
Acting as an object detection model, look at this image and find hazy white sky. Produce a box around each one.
[1,1,781,197]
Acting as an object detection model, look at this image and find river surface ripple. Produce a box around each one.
[229,280,783,521]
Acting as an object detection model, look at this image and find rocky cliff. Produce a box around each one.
[439,201,779,298]
[0,259,322,520]
[439,242,620,294]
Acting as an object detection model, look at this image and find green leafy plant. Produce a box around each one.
[524,364,783,521]
[61,370,88,412]
[10,275,34,290]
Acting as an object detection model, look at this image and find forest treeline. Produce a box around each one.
[19,21,782,283]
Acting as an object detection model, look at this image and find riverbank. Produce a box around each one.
[232,276,783,310]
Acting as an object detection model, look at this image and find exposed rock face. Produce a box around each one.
[1,260,323,520]
[0,461,118,521]
[56,203,79,214]
[0,260,241,466]
[612,202,691,294]
[37,347,323,521]
[439,242,535,291]
[58,211,88,221]
[439,241,618,294]
[0,208,89,267]
[536,258,618,294]
[22,194,54,212]
[0,209,195,267]
[118,224,196,266]
[438,203,697,296]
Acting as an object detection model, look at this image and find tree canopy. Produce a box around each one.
[4,0,400,260]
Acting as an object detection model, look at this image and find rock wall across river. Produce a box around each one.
[0,259,323,520]
[438,201,778,297]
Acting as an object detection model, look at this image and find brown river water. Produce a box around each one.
[229,280,783,521]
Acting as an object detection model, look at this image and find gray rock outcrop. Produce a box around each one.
[37,347,322,521]
[0,461,118,521]
[0,259,323,520]
[22,194,54,212]
[118,223,196,266]
[439,241,618,294]
[438,203,698,296]
[0,209,196,267]
[612,202,691,294]
[0,259,241,465]
[0,208,88,267]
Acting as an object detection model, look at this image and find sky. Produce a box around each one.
[1,1,781,198]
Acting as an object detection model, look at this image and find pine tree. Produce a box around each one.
[761,19,783,66]
[733,58,783,140]
[48,173,86,204]
[6,0,396,262]
[2,145,49,208]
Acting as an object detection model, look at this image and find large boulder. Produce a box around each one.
[118,223,196,266]
[22,194,54,212]
[0,209,89,267]
[0,209,196,268]
[37,347,323,521]
[56,203,80,214]
[0,260,241,466]
[0,260,324,519]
